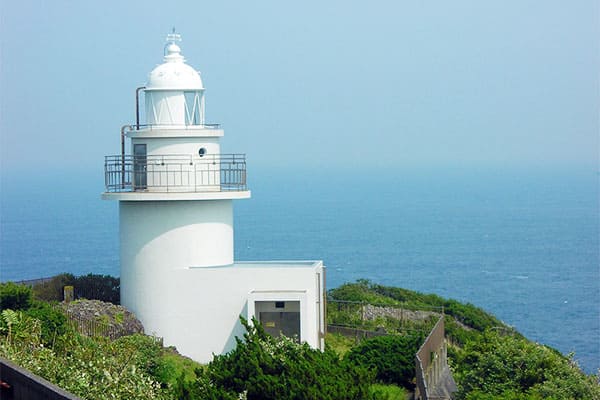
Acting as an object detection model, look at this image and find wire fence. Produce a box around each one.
[64,313,123,340]
[327,299,444,337]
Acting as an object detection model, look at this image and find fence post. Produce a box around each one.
[63,286,74,303]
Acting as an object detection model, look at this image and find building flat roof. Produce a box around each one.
[188,260,323,269]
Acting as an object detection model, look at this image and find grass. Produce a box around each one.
[370,383,408,399]
[325,333,356,357]
[155,349,204,388]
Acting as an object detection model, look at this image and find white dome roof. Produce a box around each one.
[146,41,204,90]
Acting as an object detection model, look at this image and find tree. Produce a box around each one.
[195,317,378,400]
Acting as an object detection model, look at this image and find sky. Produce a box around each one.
[0,1,598,175]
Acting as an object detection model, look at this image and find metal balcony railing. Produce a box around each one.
[127,123,221,132]
[104,154,247,193]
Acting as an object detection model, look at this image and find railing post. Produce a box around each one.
[121,128,125,189]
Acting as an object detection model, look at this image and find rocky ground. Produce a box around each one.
[361,304,440,323]
[60,299,144,339]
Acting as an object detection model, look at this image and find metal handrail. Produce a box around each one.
[127,123,221,132]
[104,153,246,193]
[105,153,244,162]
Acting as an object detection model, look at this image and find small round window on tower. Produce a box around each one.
[198,147,207,157]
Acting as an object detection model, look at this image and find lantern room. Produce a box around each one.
[144,32,205,126]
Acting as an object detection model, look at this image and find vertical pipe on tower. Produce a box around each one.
[135,86,146,130]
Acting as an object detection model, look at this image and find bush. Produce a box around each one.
[32,273,75,302]
[154,351,202,399]
[454,330,600,400]
[0,282,33,310]
[24,301,69,346]
[195,317,379,400]
[443,299,501,333]
[72,274,120,304]
[346,333,425,389]
[329,280,505,335]
[31,273,120,304]
[0,317,167,400]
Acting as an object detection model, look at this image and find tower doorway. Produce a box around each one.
[133,144,147,189]
[255,300,301,341]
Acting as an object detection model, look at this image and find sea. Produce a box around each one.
[1,166,598,374]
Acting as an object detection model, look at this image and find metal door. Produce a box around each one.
[133,144,147,190]
[260,312,301,341]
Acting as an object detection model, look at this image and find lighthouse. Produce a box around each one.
[103,33,326,363]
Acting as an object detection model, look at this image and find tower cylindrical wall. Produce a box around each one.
[119,200,234,322]
[129,137,223,192]
[132,137,221,158]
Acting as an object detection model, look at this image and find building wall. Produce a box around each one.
[119,199,325,363]
[121,259,324,363]
[131,136,221,159]
[119,200,233,270]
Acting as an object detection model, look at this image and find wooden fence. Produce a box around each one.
[0,357,81,400]
[414,316,456,400]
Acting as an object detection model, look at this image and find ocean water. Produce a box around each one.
[1,167,598,373]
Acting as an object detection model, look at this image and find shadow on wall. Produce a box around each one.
[220,302,249,357]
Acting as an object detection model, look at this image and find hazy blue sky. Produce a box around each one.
[1,1,598,173]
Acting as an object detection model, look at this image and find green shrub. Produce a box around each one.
[329,280,505,335]
[114,334,163,373]
[443,299,501,332]
[0,282,33,310]
[346,333,425,389]
[32,273,75,302]
[329,280,400,306]
[454,330,600,400]
[0,322,167,400]
[370,383,408,400]
[325,333,356,357]
[31,273,120,304]
[154,351,202,399]
[196,317,379,400]
[24,301,69,346]
[73,274,120,304]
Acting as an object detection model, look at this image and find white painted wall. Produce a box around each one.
[119,201,234,295]
[131,137,221,158]
[129,137,224,192]
[121,262,325,364]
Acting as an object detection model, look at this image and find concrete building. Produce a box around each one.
[102,32,326,363]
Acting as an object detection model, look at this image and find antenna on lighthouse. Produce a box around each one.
[164,28,182,56]
[166,28,182,44]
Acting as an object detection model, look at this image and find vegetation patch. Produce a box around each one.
[347,333,425,390]
[1,282,33,310]
[61,299,143,339]
[31,273,120,304]
[1,277,598,400]
[193,317,380,399]
[369,383,407,400]
[329,280,507,346]
[453,330,600,400]
[325,332,356,357]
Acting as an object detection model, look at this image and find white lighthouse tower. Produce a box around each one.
[103,33,326,363]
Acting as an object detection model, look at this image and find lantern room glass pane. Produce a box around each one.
[184,91,202,125]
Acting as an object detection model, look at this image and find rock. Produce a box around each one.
[361,304,441,323]
[60,299,144,339]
